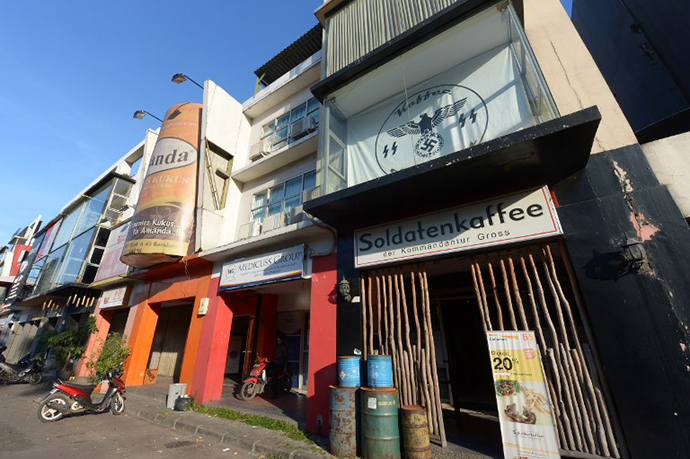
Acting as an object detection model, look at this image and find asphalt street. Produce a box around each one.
[0,382,256,459]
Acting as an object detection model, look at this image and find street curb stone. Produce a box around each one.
[133,405,332,459]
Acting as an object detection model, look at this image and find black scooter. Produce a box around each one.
[0,347,44,385]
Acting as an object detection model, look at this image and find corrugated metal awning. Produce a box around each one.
[254,24,322,85]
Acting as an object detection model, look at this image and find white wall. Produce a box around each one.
[642,132,690,218]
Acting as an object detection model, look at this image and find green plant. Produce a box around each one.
[189,402,312,443]
[86,332,130,383]
[42,316,98,369]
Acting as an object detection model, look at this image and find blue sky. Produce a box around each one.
[0,0,573,245]
[0,0,321,244]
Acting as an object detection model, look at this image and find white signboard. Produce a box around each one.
[487,331,560,459]
[355,187,561,267]
[219,245,305,292]
[100,286,130,309]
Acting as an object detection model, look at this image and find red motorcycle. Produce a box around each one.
[37,366,126,422]
[238,356,292,400]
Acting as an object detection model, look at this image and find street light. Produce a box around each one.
[171,73,204,89]
[132,110,163,123]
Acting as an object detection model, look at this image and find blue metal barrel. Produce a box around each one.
[338,356,361,387]
[367,355,393,388]
[329,385,358,457]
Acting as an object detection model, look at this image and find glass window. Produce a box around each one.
[54,228,95,286]
[73,183,111,237]
[304,170,317,190]
[276,114,289,129]
[307,98,320,114]
[290,103,306,122]
[261,121,275,139]
[285,177,302,197]
[36,222,61,259]
[52,203,84,249]
[26,257,45,286]
[34,245,66,295]
[28,232,46,259]
[252,191,267,209]
[269,184,284,203]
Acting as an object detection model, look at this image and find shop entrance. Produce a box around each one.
[225,315,253,382]
[359,242,621,458]
[147,302,193,381]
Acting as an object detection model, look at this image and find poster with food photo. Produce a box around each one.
[487,331,561,459]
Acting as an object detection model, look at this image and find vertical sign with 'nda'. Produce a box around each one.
[121,102,201,269]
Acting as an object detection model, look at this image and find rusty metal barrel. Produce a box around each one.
[329,386,358,457]
[401,405,431,459]
[361,387,401,459]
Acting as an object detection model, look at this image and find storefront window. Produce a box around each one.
[317,4,557,196]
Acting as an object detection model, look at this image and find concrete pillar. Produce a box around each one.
[189,277,234,402]
[306,253,337,435]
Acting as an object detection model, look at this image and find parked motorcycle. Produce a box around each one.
[238,356,293,401]
[37,365,126,422]
[0,350,44,385]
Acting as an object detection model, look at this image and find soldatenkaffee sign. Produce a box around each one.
[355,187,561,268]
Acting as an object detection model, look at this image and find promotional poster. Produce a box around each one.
[121,103,201,269]
[487,331,561,459]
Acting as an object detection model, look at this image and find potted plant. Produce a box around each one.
[86,332,130,386]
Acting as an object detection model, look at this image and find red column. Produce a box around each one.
[74,305,112,379]
[257,295,278,360]
[189,277,234,402]
[306,253,337,435]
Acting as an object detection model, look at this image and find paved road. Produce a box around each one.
[0,382,256,459]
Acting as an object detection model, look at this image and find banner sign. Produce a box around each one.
[355,187,561,267]
[346,46,537,187]
[219,245,305,292]
[121,102,202,269]
[93,223,130,284]
[487,331,560,459]
[100,286,130,309]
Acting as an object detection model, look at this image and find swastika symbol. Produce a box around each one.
[420,138,437,152]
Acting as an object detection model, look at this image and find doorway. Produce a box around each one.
[225,316,252,382]
[147,303,193,381]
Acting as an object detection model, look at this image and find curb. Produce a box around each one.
[133,406,332,459]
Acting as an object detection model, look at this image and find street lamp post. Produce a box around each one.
[171,73,204,89]
[132,110,163,123]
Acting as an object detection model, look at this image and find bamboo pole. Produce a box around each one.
[411,270,424,405]
[380,274,388,355]
[507,256,529,330]
[487,259,505,330]
[418,267,438,436]
[422,269,447,447]
[399,271,417,404]
[572,349,610,456]
[368,274,374,356]
[470,263,488,332]
[393,273,409,404]
[420,347,434,434]
[499,259,518,330]
[387,273,402,393]
[376,273,383,353]
[361,274,368,361]
[549,348,576,450]
[473,259,493,331]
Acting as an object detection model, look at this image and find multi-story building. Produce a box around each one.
[78,25,336,435]
[1,132,156,367]
[300,0,690,457]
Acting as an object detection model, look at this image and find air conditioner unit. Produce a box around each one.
[249,139,272,162]
[290,115,317,141]
[238,221,262,240]
[285,205,304,225]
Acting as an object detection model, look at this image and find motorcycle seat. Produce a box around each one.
[64,382,97,395]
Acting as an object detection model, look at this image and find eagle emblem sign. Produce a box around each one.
[374,84,488,174]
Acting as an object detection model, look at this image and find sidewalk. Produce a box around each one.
[126,390,331,459]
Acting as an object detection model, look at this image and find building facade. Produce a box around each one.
[303,0,690,457]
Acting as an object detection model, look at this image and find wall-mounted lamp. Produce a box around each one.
[133,110,163,123]
[621,237,649,273]
[171,73,204,89]
[338,276,352,303]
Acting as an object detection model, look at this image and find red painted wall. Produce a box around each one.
[10,243,30,276]
[306,253,337,435]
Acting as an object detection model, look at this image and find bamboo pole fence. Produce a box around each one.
[358,242,620,457]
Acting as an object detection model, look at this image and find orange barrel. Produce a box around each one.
[329,386,358,457]
[400,405,431,459]
[361,387,401,459]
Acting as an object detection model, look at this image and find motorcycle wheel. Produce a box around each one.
[110,393,125,415]
[239,381,257,400]
[37,393,69,423]
[27,372,42,386]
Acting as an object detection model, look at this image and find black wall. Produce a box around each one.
[572,0,690,132]
[555,144,690,457]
